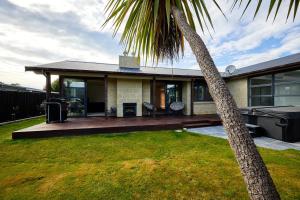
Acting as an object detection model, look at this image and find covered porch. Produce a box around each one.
[44,73,200,118]
[12,115,221,139]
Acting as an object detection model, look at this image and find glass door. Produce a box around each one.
[63,78,86,117]
[165,83,182,112]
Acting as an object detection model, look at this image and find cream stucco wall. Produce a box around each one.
[117,79,143,117]
[193,101,217,115]
[107,78,117,113]
[142,80,151,103]
[227,78,248,108]
[182,81,191,115]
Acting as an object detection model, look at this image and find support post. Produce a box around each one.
[191,79,194,116]
[152,76,156,118]
[45,72,51,101]
[104,75,108,119]
[59,75,64,98]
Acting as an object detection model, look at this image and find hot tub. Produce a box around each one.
[240,106,300,142]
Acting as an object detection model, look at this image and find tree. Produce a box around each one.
[51,79,60,92]
[43,79,60,92]
[103,1,299,199]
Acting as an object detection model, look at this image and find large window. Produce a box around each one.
[193,80,212,101]
[249,75,273,106]
[274,70,300,106]
[249,69,300,106]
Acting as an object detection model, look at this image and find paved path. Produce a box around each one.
[188,126,300,151]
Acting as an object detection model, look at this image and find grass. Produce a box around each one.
[0,118,299,200]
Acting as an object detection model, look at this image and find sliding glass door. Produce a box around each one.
[165,83,182,112]
[153,81,182,114]
[63,78,86,117]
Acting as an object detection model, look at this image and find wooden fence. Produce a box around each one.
[0,91,46,123]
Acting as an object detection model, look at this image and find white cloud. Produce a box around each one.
[0,0,299,89]
[7,0,109,32]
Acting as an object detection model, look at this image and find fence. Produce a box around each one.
[0,91,46,123]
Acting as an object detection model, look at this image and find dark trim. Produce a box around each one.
[271,74,275,106]
[84,80,88,117]
[247,78,250,107]
[59,75,64,97]
[45,72,51,101]
[104,74,108,118]
[152,76,156,118]
[61,75,105,80]
[191,79,194,116]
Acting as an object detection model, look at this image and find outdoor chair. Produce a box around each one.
[110,106,117,116]
[143,102,156,116]
[169,101,185,115]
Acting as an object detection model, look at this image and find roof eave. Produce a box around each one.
[24,66,207,79]
[227,62,300,79]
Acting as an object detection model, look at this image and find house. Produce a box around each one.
[25,53,300,118]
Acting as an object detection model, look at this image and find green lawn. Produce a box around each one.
[0,118,299,200]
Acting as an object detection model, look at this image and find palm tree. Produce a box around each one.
[103,1,299,199]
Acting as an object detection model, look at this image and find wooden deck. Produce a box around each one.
[12,115,221,139]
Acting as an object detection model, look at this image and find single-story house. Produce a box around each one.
[25,53,300,118]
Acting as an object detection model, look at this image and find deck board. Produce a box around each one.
[12,115,221,139]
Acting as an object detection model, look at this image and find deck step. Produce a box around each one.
[246,123,262,137]
[208,119,222,125]
[183,120,210,125]
[183,122,213,128]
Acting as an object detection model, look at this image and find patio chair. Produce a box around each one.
[143,102,156,116]
[110,106,117,116]
[169,101,185,115]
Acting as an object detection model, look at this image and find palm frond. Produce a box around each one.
[103,0,223,63]
[232,0,299,21]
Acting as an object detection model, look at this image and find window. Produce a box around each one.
[249,75,273,106]
[248,69,300,107]
[274,70,300,106]
[193,80,212,101]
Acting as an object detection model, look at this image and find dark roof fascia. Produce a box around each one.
[227,62,300,80]
[25,66,205,79]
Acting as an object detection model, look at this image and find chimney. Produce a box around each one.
[119,51,140,69]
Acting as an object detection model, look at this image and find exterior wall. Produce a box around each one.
[107,78,117,112]
[227,78,248,108]
[142,80,151,103]
[117,79,143,117]
[182,81,191,115]
[193,101,217,115]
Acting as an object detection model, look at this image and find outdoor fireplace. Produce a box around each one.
[123,103,137,117]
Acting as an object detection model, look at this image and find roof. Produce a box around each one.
[226,53,300,78]
[25,60,208,78]
[25,53,300,79]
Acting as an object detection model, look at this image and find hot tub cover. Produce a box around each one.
[241,106,300,119]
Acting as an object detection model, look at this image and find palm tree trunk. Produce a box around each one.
[172,6,280,200]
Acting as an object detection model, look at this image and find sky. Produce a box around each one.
[0,0,299,89]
